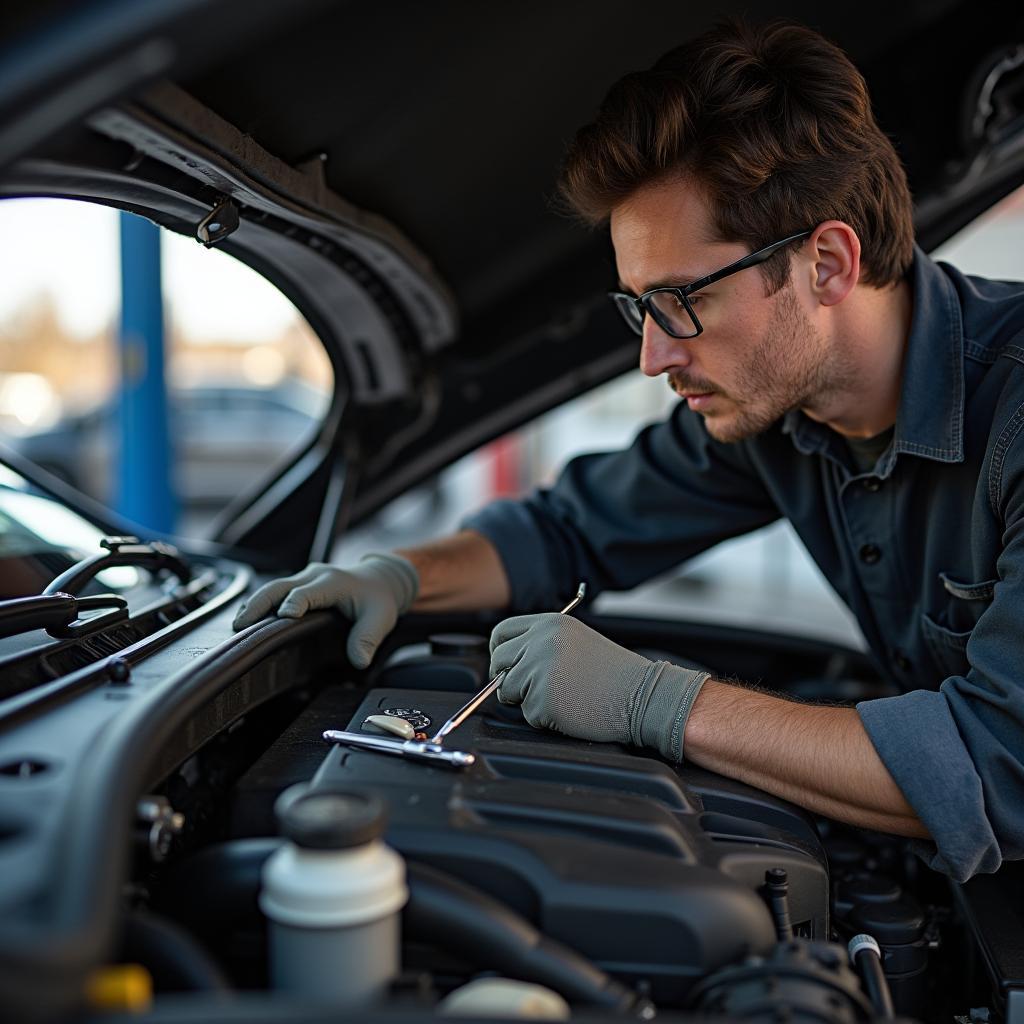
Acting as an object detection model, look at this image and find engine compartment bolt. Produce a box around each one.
[135,795,185,862]
[108,658,131,684]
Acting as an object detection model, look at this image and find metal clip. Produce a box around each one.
[322,730,475,769]
[196,200,239,247]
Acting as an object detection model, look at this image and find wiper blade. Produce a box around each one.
[43,535,191,597]
[0,593,76,639]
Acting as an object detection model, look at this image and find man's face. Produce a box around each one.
[610,178,850,443]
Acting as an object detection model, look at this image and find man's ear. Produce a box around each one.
[806,221,860,307]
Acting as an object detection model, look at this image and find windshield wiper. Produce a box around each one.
[0,537,191,643]
[0,593,127,640]
[43,535,191,597]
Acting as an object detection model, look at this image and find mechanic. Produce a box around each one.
[234,20,1024,883]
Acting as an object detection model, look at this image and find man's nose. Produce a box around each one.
[639,316,691,377]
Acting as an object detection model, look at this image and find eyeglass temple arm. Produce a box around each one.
[684,229,814,293]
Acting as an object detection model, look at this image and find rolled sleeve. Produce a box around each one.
[462,403,780,612]
[857,690,1001,881]
[462,499,562,611]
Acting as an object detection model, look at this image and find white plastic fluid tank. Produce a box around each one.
[260,784,407,1005]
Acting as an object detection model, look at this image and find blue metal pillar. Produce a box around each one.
[117,212,176,532]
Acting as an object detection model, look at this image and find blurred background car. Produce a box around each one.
[5,380,324,506]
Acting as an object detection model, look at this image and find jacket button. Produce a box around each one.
[859,544,882,564]
[894,651,912,672]
[862,477,881,492]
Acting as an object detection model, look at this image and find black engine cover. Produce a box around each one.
[228,674,828,1002]
[228,633,831,1003]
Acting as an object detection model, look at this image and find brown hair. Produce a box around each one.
[558,19,914,292]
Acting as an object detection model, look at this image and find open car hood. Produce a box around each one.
[2,0,1023,567]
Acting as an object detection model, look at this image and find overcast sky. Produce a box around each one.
[0,197,304,343]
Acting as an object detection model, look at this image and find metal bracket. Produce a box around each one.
[196,199,240,247]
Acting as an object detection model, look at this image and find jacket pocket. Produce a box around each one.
[921,573,997,678]
[920,612,972,679]
[938,572,996,602]
[935,572,998,634]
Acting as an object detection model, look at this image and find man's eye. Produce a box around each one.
[687,294,704,307]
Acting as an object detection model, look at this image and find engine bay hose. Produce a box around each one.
[404,861,644,1014]
[153,839,646,1013]
[119,911,231,993]
[848,933,895,1019]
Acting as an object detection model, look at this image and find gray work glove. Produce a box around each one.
[490,613,709,763]
[232,553,419,668]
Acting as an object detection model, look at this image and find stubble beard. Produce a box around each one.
[673,281,853,444]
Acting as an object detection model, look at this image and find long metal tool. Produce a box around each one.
[320,730,476,768]
[428,581,587,745]
[322,582,587,770]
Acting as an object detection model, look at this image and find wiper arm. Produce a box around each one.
[0,593,128,641]
[43,535,191,597]
[0,537,190,642]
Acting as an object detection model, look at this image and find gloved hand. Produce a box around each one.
[490,613,709,763]
[232,553,419,668]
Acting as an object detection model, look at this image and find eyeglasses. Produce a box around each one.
[608,229,814,339]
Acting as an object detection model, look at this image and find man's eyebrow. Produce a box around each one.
[615,273,700,294]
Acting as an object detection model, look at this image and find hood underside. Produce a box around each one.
[2,0,1023,566]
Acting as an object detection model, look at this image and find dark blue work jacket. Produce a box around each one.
[465,245,1024,881]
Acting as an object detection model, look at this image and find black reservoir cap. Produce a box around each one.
[850,899,925,946]
[837,871,901,904]
[429,633,489,657]
[275,785,387,850]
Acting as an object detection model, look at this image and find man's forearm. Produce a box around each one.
[396,530,511,613]
[684,679,930,838]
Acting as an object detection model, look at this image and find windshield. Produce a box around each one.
[0,197,332,539]
[0,463,140,598]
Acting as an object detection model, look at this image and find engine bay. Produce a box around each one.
[0,544,1020,1023]
[122,627,1007,1023]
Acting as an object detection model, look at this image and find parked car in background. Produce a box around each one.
[0,2,1022,1023]
[7,380,324,506]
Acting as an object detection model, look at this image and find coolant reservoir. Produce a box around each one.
[260,784,407,1005]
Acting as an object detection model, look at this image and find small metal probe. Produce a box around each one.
[429,581,586,745]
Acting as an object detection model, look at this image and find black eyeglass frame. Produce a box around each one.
[608,228,815,339]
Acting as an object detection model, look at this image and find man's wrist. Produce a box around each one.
[636,663,711,763]
[396,531,511,612]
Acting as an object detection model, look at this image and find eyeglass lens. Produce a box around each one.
[612,291,698,338]
[645,291,699,338]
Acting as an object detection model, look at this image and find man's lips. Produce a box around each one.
[684,392,715,410]
[669,377,720,409]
